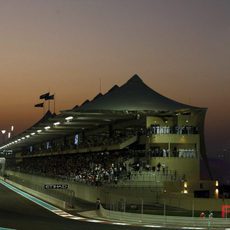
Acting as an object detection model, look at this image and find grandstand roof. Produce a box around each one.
[77,74,204,112]
[0,74,205,152]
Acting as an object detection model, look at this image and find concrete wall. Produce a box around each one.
[6,170,230,212]
[6,170,100,203]
[5,170,162,205]
[0,157,6,175]
[3,177,66,209]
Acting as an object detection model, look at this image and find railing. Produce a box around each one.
[109,170,183,188]
[21,135,138,158]
[131,170,183,181]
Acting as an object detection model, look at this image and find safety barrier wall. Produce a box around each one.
[99,205,230,228]
[2,177,66,209]
[5,170,230,214]
[3,175,230,228]
[5,170,160,205]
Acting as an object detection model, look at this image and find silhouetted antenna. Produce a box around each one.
[99,78,102,93]
[53,93,56,114]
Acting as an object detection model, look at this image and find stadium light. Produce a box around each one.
[11,126,14,131]
[22,137,25,140]
[65,116,73,121]
[183,181,188,194]
[37,130,42,133]
[8,132,11,138]
[54,122,60,126]
[215,188,219,198]
[31,132,35,136]
[44,126,51,130]
[26,135,30,138]
[1,130,6,134]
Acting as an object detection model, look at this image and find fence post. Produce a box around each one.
[192,198,195,226]
[140,198,143,222]
[124,198,126,213]
[192,198,194,217]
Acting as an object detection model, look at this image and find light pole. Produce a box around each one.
[1,130,6,144]
[11,125,14,136]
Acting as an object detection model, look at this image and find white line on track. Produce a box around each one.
[0,228,16,230]
[59,214,74,217]
[143,225,163,228]
[181,227,205,230]
[111,222,130,226]
[85,219,104,223]
[68,216,86,220]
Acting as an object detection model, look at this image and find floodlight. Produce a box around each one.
[54,122,60,126]
[65,116,73,121]
[1,130,6,134]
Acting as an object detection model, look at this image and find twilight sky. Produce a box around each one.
[0,0,229,157]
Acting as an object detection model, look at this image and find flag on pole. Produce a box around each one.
[39,92,50,100]
[34,103,44,108]
[45,94,54,100]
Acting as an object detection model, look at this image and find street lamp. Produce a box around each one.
[1,130,6,134]
[1,130,6,144]
[11,125,14,138]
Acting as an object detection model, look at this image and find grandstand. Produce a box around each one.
[0,74,218,212]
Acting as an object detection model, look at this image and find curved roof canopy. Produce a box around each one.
[0,74,206,152]
[78,74,203,112]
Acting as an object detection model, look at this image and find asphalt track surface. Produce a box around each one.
[0,183,156,230]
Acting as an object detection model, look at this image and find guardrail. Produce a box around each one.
[99,205,230,228]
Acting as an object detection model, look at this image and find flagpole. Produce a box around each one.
[54,93,56,114]
[39,92,50,114]
[34,102,45,114]
[48,99,50,112]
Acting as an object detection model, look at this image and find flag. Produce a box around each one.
[39,92,50,100]
[45,94,54,100]
[34,103,44,108]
